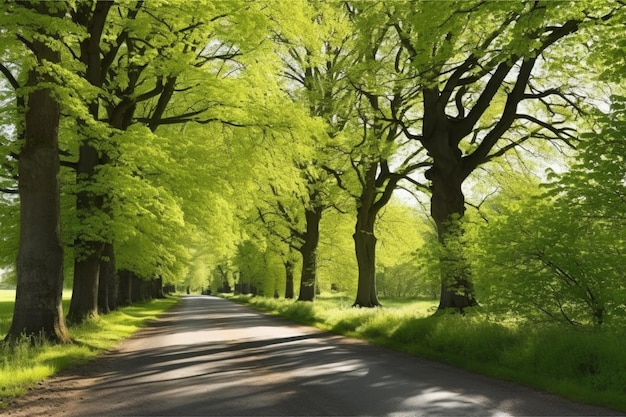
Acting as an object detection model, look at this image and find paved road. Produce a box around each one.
[6,295,624,416]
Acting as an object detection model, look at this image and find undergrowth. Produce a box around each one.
[226,294,626,413]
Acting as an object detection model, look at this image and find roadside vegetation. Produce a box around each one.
[227,293,626,413]
[0,2,624,414]
[0,289,179,408]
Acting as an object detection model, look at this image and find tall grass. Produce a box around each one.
[0,291,179,408]
[227,294,626,412]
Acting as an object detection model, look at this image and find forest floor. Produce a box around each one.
[4,295,623,417]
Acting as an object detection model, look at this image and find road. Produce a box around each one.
[5,295,624,417]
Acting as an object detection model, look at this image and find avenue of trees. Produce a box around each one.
[0,0,624,342]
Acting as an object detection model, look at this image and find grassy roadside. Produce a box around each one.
[225,293,626,413]
[0,290,180,408]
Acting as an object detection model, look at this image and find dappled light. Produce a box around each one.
[8,296,618,417]
[1,0,625,415]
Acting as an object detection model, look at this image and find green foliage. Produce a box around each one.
[317,209,357,294]
[0,195,18,277]
[375,200,438,298]
[468,95,626,326]
[471,193,620,326]
[0,3,625,405]
[233,240,286,297]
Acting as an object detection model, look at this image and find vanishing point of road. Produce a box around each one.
[5,295,625,417]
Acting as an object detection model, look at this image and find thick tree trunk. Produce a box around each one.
[426,138,477,311]
[297,206,322,302]
[106,245,118,311]
[6,35,70,343]
[352,163,382,308]
[97,266,109,314]
[97,242,116,314]
[131,274,147,303]
[66,3,115,325]
[153,277,165,299]
[352,218,380,308]
[284,259,294,299]
[67,239,102,323]
[67,140,105,323]
[430,177,477,311]
[117,269,132,306]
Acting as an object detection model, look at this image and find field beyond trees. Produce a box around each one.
[227,293,626,413]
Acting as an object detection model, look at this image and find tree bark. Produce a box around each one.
[106,245,118,311]
[131,274,147,303]
[97,242,116,314]
[423,92,477,311]
[6,30,71,343]
[297,206,323,302]
[67,239,102,323]
[117,269,132,306]
[352,163,382,308]
[352,213,380,308]
[153,277,165,299]
[428,177,479,311]
[67,2,114,324]
[284,259,294,299]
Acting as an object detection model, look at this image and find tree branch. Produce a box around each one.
[0,63,20,90]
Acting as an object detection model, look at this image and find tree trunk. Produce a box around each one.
[153,277,165,299]
[67,139,105,323]
[97,265,109,315]
[352,220,380,308]
[67,239,102,323]
[425,127,477,311]
[352,163,382,308]
[284,259,294,299]
[66,3,115,325]
[106,245,118,311]
[297,206,322,302]
[97,242,115,314]
[117,269,132,306]
[431,172,477,311]
[6,33,70,343]
[217,265,231,293]
[131,274,146,303]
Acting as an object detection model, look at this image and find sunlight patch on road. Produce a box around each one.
[397,387,513,416]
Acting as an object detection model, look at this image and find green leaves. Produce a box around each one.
[470,109,626,326]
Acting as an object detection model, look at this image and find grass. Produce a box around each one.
[0,290,180,408]
[225,293,626,413]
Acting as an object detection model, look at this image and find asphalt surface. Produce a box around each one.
[6,295,625,417]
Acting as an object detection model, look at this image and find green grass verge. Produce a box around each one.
[0,291,180,408]
[225,293,626,413]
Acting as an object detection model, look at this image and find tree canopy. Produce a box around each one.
[0,0,624,340]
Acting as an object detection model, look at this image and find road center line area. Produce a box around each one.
[6,295,624,417]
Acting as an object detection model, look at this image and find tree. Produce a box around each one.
[62,0,278,322]
[322,2,430,307]
[381,0,623,310]
[270,0,354,302]
[2,2,71,342]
